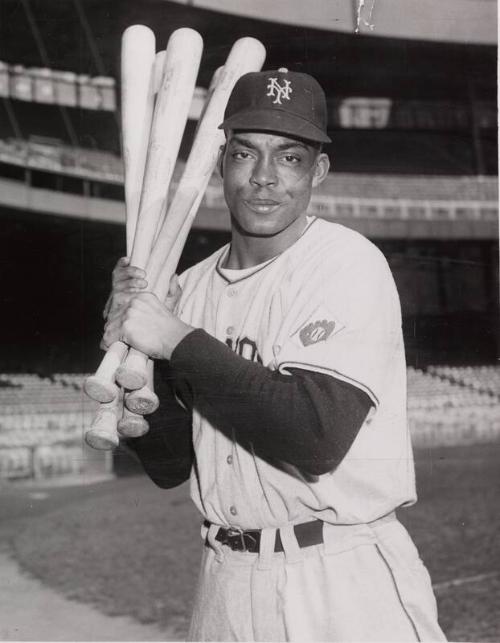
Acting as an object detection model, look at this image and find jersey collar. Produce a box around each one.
[216,216,318,285]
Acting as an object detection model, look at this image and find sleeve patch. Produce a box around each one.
[290,304,345,348]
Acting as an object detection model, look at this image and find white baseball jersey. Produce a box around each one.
[177,217,416,530]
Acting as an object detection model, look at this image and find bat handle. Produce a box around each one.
[118,406,150,438]
[124,359,159,415]
[84,394,122,450]
[84,341,128,402]
[116,347,149,390]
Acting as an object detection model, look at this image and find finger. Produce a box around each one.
[113,269,147,285]
[114,267,146,279]
[113,261,144,273]
[168,274,181,297]
[113,277,148,291]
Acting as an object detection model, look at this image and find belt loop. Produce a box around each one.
[257,528,276,571]
[207,523,225,562]
[279,524,303,564]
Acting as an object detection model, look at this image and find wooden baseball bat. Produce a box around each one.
[85,391,123,450]
[84,26,156,405]
[122,26,157,254]
[85,28,155,447]
[124,359,159,414]
[117,38,266,389]
[110,27,202,392]
[117,48,168,423]
[117,405,149,438]
[85,29,170,446]
[85,27,170,447]
[129,27,203,274]
[114,67,221,411]
[85,27,203,402]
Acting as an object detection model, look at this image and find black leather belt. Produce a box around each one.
[207,519,324,553]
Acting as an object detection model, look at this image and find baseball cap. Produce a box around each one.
[219,68,331,144]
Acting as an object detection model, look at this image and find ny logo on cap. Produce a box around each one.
[266,77,292,105]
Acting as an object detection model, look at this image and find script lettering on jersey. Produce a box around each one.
[226,336,263,364]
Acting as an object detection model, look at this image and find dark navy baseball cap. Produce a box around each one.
[219,68,331,144]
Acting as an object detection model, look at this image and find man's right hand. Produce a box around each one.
[103,257,148,321]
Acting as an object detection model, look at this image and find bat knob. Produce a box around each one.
[124,388,159,415]
[117,413,150,438]
[115,366,147,391]
[84,376,119,403]
[84,428,120,451]
[115,344,150,391]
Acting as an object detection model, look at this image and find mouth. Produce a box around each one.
[244,199,281,214]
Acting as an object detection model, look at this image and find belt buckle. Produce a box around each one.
[225,527,257,552]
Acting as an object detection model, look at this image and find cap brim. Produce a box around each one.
[219,108,331,144]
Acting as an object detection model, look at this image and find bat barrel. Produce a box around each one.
[121,25,156,252]
[129,27,203,271]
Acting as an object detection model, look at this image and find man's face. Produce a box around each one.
[221,131,329,239]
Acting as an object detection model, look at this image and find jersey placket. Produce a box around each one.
[214,276,245,524]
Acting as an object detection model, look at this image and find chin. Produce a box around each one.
[239,219,288,238]
[233,209,305,238]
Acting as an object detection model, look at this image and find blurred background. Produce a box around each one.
[0,1,498,641]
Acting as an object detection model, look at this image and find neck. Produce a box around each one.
[224,215,309,269]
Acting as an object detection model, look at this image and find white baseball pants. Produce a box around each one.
[187,516,446,642]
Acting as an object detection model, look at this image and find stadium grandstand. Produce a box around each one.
[0,0,498,479]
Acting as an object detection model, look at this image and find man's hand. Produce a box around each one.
[103,257,148,320]
[102,292,194,360]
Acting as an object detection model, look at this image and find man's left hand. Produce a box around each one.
[101,292,194,360]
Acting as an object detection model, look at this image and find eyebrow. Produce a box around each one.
[229,135,309,152]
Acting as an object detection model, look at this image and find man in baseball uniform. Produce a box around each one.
[103,69,446,641]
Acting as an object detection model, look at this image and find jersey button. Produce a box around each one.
[229,505,238,516]
[226,326,234,336]
[227,288,237,298]
[226,455,233,465]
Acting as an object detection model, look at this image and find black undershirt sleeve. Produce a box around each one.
[124,362,193,489]
[169,328,374,477]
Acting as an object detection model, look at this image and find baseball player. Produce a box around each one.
[103,69,446,641]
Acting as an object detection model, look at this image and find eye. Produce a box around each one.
[282,153,301,164]
[232,150,253,160]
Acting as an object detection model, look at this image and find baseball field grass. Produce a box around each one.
[3,442,500,641]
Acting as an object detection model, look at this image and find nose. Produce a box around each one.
[250,156,277,187]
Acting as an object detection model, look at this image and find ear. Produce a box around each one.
[311,152,330,188]
[218,144,226,178]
